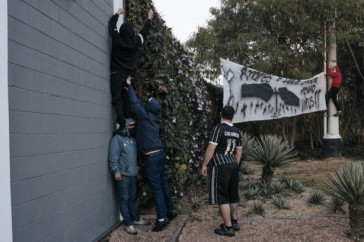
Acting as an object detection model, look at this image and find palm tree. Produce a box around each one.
[326,162,364,239]
[247,135,297,183]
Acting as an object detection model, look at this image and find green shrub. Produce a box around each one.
[251,201,265,215]
[308,190,325,205]
[191,195,203,211]
[247,135,297,183]
[292,180,305,194]
[245,187,260,200]
[127,0,221,195]
[325,161,364,204]
[329,196,346,213]
[272,195,290,209]
[270,182,286,195]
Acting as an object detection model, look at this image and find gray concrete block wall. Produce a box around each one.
[8,0,119,241]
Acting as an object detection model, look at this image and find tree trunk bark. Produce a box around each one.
[349,203,364,239]
[289,116,297,147]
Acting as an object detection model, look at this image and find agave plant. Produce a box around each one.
[247,135,298,183]
[325,161,364,239]
[240,132,255,162]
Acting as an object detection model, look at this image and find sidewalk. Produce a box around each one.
[103,214,352,242]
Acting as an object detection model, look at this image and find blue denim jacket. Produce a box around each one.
[109,118,139,176]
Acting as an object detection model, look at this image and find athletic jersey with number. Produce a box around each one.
[209,122,242,166]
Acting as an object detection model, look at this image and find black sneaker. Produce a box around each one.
[232,222,240,231]
[167,210,178,221]
[215,224,235,237]
[152,217,170,232]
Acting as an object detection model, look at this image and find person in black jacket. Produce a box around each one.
[109,8,154,134]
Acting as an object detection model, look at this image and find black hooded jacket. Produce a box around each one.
[109,14,151,73]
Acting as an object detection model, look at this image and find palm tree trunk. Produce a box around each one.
[262,166,274,184]
[349,203,364,239]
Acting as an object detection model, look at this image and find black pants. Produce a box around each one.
[110,71,132,127]
[325,87,341,112]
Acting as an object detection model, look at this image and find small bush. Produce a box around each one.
[292,180,305,194]
[240,162,254,175]
[245,187,260,200]
[251,200,265,215]
[270,182,286,195]
[272,195,290,209]
[308,190,325,205]
[329,196,346,213]
[191,195,203,211]
[279,174,293,187]
[258,180,271,196]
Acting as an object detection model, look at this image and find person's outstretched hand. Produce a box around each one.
[126,76,132,85]
[117,8,125,15]
[148,9,154,20]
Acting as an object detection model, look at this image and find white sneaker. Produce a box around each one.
[134,217,150,225]
[119,213,123,222]
[125,225,137,235]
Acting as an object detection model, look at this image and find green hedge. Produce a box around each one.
[125,0,222,197]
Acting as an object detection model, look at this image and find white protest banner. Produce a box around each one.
[221,58,326,123]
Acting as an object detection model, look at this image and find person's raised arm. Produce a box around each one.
[109,8,126,46]
[126,76,147,117]
[136,9,154,46]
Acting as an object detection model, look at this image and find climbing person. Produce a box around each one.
[109,8,154,135]
[325,65,342,116]
[125,76,177,232]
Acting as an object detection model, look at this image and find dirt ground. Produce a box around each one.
[102,158,363,242]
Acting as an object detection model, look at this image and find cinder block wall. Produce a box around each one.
[8,0,118,241]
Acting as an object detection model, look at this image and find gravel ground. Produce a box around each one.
[104,159,362,241]
[178,217,352,242]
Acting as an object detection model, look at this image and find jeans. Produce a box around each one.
[116,175,140,226]
[325,87,341,112]
[144,151,174,219]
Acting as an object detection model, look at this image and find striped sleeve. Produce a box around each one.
[209,126,221,145]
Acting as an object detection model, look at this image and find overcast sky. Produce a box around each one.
[153,0,221,43]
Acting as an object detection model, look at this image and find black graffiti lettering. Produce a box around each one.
[241,103,247,116]
[301,85,316,95]
[261,74,272,83]
[240,67,249,81]
[282,78,300,85]
[248,70,265,82]
[301,96,315,111]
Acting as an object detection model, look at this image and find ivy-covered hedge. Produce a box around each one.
[124,0,222,198]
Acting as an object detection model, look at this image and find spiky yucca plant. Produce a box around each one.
[326,162,364,239]
[240,132,254,161]
[247,135,297,183]
[329,196,345,213]
[308,189,325,205]
[251,200,265,215]
[272,195,290,209]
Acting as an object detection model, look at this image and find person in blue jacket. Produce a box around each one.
[109,118,150,235]
[126,76,177,232]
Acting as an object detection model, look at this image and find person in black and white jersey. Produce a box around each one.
[201,105,243,237]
